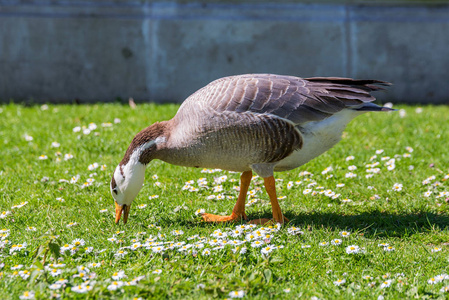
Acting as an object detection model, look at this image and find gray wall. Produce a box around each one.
[1,1,449,104]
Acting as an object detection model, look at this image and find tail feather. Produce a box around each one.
[305,77,392,92]
[353,102,396,112]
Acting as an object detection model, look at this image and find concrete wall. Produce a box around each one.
[1,1,449,104]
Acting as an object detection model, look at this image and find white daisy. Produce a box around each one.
[19,291,35,300]
[333,279,346,286]
[331,239,342,246]
[346,245,361,254]
[392,183,403,191]
[228,290,245,298]
[339,231,351,238]
[380,279,392,288]
[111,270,126,280]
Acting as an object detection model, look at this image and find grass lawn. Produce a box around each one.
[0,103,448,299]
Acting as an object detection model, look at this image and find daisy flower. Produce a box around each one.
[428,277,440,285]
[19,270,31,279]
[152,246,165,253]
[251,240,265,248]
[71,284,92,293]
[111,270,126,280]
[384,246,395,252]
[346,245,361,254]
[346,156,355,161]
[423,191,432,197]
[261,245,275,255]
[331,239,342,246]
[107,237,117,243]
[49,269,63,277]
[319,242,329,247]
[211,230,227,239]
[55,278,68,286]
[229,290,245,298]
[11,264,23,270]
[152,269,162,275]
[24,134,33,141]
[19,291,35,300]
[0,211,11,219]
[87,163,99,170]
[435,274,449,281]
[130,242,142,250]
[339,231,351,238]
[66,222,77,228]
[392,183,403,192]
[49,283,63,290]
[324,190,335,197]
[333,279,346,286]
[10,243,27,254]
[59,244,71,254]
[215,194,225,200]
[380,279,393,288]
[322,166,333,174]
[72,239,85,247]
[431,247,442,252]
[38,155,48,160]
[88,262,101,268]
[107,281,124,291]
[171,229,184,236]
[114,250,128,259]
[303,189,312,195]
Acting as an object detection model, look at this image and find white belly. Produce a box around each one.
[275,109,362,171]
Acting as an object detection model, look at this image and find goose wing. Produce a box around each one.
[180,73,390,125]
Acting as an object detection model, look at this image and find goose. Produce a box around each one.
[111,74,391,225]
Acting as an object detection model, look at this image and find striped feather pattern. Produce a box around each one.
[180,74,390,126]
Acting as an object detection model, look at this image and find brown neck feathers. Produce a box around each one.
[120,121,169,166]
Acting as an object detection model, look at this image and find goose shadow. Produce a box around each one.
[161,210,449,239]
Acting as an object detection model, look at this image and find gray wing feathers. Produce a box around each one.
[186,74,389,126]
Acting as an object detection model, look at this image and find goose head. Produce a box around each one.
[111,122,168,224]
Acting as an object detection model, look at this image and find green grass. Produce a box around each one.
[0,103,448,299]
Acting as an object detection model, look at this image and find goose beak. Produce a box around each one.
[115,202,131,224]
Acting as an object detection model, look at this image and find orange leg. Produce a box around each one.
[202,170,252,223]
[248,176,289,225]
